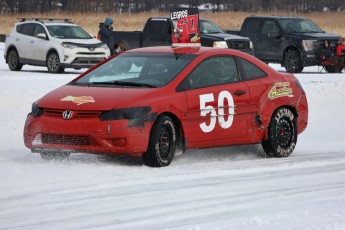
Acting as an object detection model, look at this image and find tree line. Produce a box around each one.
[1,0,344,13]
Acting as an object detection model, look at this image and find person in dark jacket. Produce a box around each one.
[99,17,115,55]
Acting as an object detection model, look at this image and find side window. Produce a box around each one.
[238,57,267,81]
[242,20,260,34]
[33,24,46,37]
[181,56,240,90]
[261,20,279,35]
[20,23,36,36]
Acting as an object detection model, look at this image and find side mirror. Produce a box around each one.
[37,33,47,40]
[268,31,281,38]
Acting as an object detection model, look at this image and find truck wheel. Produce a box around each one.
[40,152,70,161]
[284,50,303,73]
[262,107,297,158]
[7,49,23,71]
[143,115,176,167]
[47,52,64,73]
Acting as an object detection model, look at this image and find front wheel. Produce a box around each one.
[143,115,176,167]
[284,50,303,73]
[262,108,297,158]
[47,52,64,73]
[7,49,23,71]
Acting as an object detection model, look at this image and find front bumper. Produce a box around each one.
[60,47,110,68]
[24,113,152,157]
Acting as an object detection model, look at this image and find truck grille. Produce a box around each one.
[227,40,250,50]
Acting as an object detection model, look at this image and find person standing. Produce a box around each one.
[335,37,345,72]
[99,17,115,55]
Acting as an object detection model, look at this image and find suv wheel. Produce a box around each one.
[284,50,303,73]
[7,49,23,71]
[47,52,64,73]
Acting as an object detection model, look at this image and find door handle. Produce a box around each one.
[234,90,246,95]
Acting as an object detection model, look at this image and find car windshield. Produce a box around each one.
[46,25,92,39]
[200,20,224,34]
[73,52,196,88]
[278,19,323,33]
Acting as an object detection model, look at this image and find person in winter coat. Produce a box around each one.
[99,17,115,55]
[320,40,334,59]
[336,37,345,57]
[335,37,345,72]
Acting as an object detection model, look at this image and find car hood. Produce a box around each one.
[37,85,156,111]
[201,33,250,41]
[289,32,340,40]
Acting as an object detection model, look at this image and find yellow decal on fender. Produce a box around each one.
[268,82,293,100]
[61,96,95,105]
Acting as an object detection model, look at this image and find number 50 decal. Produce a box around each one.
[199,91,234,133]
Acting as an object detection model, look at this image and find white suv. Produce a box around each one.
[4,18,111,73]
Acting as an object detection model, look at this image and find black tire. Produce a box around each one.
[262,108,297,158]
[47,52,64,73]
[7,49,22,71]
[40,152,70,161]
[143,115,176,167]
[284,50,303,73]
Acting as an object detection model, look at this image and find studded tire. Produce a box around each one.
[262,108,297,158]
[143,115,176,167]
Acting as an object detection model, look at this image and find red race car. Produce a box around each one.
[24,46,308,167]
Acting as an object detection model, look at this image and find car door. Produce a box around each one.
[179,56,254,147]
[31,24,50,62]
[16,23,36,60]
[256,20,282,61]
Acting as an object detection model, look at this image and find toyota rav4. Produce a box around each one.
[4,18,111,73]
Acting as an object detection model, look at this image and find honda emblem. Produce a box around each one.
[62,110,73,119]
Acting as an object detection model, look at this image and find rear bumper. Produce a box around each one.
[296,93,308,134]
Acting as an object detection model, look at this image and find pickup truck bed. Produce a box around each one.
[109,17,254,55]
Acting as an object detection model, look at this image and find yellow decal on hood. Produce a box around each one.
[61,96,95,105]
[268,82,293,100]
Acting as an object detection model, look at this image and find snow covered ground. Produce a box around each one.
[1,42,345,230]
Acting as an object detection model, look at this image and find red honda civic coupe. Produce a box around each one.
[24,46,308,167]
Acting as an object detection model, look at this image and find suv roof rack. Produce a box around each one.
[18,18,73,23]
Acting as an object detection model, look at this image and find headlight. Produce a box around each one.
[302,40,316,51]
[101,44,109,50]
[31,102,43,118]
[213,41,228,48]
[250,41,253,49]
[61,43,78,49]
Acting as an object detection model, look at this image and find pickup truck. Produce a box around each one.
[109,17,254,55]
[227,16,341,73]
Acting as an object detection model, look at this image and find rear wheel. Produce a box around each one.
[284,50,303,73]
[47,52,64,73]
[143,115,176,167]
[262,108,297,158]
[7,49,22,71]
[40,152,70,161]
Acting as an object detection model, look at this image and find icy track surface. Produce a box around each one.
[1,43,345,230]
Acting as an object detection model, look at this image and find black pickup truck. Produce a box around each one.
[227,16,341,73]
[110,17,254,55]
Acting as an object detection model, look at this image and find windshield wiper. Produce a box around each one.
[92,81,157,88]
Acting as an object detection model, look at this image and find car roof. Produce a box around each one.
[248,15,307,20]
[17,18,76,26]
[126,46,243,56]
